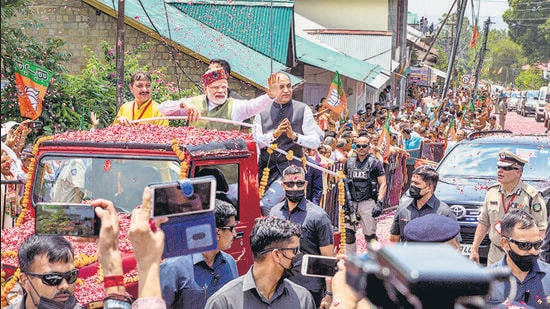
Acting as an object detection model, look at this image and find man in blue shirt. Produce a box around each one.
[401,127,424,150]
[160,200,239,308]
[486,209,550,308]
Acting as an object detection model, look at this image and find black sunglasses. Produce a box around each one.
[283,180,306,188]
[219,224,237,233]
[497,166,519,171]
[258,246,301,256]
[26,269,79,286]
[503,236,543,251]
[356,144,369,149]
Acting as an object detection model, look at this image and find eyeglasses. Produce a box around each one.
[219,224,237,233]
[283,180,306,188]
[258,246,301,256]
[503,236,543,251]
[497,166,519,171]
[26,269,79,286]
[355,144,369,149]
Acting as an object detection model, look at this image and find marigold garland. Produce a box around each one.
[336,170,347,254]
[301,156,307,170]
[259,144,278,199]
[285,150,294,161]
[1,268,20,307]
[171,139,189,179]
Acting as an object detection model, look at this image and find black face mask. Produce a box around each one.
[27,279,77,309]
[279,253,301,279]
[408,185,425,200]
[507,247,538,272]
[285,190,305,203]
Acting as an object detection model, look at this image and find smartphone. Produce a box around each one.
[35,203,100,237]
[149,176,216,218]
[28,121,43,129]
[301,254,338,278]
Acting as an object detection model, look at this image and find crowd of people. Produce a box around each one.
[2,59,549,308]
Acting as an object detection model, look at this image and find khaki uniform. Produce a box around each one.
[478,180,547,265]
[495,100,507,128]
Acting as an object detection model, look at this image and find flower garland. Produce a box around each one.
[171,139,189,179]
[301,156,307,170]
[1,268,20,307]
[259,144,277,199]
[336,170,347,254]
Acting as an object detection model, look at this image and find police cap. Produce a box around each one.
[496,151,528,168]
[403,214,460,242]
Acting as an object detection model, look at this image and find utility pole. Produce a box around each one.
[422,0,457,63]
[471,18,491,101]
[440,0,468,107]
[116,0,126,110]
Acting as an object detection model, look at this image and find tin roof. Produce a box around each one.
[168,0,294,66]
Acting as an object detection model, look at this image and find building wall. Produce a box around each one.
[295,0,388,31]
[20,0,260,98]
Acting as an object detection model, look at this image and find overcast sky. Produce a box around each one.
[408,0,509,29]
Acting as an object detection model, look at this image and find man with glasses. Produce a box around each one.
[269,165,334,308]
[9,235,80,309]
[486,209,550,307]
[206,216,315,308]
[160,200,239,308]
[344,135,387,253]
[471,151,547,265]
[389,165,456,243]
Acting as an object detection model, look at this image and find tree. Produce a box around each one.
[515,68,546,89]
[503,0,550,63]
[482,31,525,87]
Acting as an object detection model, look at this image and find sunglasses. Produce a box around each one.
[503,236,543,251]
[355,144,369,149]
[283,180,306,188]
[26,269,79,286]
[258,246,301,256]
[219,224,237,233]
[497,166,519,171]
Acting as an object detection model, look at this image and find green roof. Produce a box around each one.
[84,0,302,88]
[296,36,387,89]
[168,1,294,66]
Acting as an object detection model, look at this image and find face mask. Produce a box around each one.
[279,253,301,279]
[507,247,538,272]
[36,295,78,309]
[285,190,305,203]
[408,185,425,200]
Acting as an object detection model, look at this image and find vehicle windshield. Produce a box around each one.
[526,91,539,99]
[511,91,520,98]
[437,142,550,180]
[32,156,181,213]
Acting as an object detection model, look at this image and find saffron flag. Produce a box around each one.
[322,71,347,115]
[14,59,53,120]
[443,117,457,152]
[377,113,392,162]
[470,22,480,48]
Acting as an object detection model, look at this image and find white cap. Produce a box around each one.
[1,121,19,137]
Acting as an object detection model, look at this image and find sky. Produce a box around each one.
[408,0,510,30]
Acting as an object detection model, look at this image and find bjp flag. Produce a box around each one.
[377,113,392,162]
[322,71,347,115]
[14,59,53,120]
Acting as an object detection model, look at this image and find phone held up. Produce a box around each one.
[35,203,100,237]
[148,176,218,258]
[301,254,338,278]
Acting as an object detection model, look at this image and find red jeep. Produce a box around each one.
[1,124,262,306]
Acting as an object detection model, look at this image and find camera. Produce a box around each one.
[346,244,511,308]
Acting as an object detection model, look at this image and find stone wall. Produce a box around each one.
[23,0,260,98]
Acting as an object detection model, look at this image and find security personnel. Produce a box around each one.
[343,134,387,254]
[470,151,547,265]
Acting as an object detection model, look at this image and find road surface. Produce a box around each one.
[504,110,547,135]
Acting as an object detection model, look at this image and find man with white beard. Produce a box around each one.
[159,68,279,131]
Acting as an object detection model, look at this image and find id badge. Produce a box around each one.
[493,220,502,235]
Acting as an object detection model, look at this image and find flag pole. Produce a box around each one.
[115,0,126,111]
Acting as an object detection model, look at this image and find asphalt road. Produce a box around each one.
[504,110,547,134]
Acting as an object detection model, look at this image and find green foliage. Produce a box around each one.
[503,0,550,62]
[482,33,525,88]
[514,68,546,89]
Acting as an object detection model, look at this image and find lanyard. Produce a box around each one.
[501,193,517,214]
[132,98,153,121]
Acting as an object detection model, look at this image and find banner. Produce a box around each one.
[377,113,392,162]
[322,71,347,115]
[407,67,430,87]
[14,59,53,120]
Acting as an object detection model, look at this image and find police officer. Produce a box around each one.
[470,151,547,265]
[344,134,387,254]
